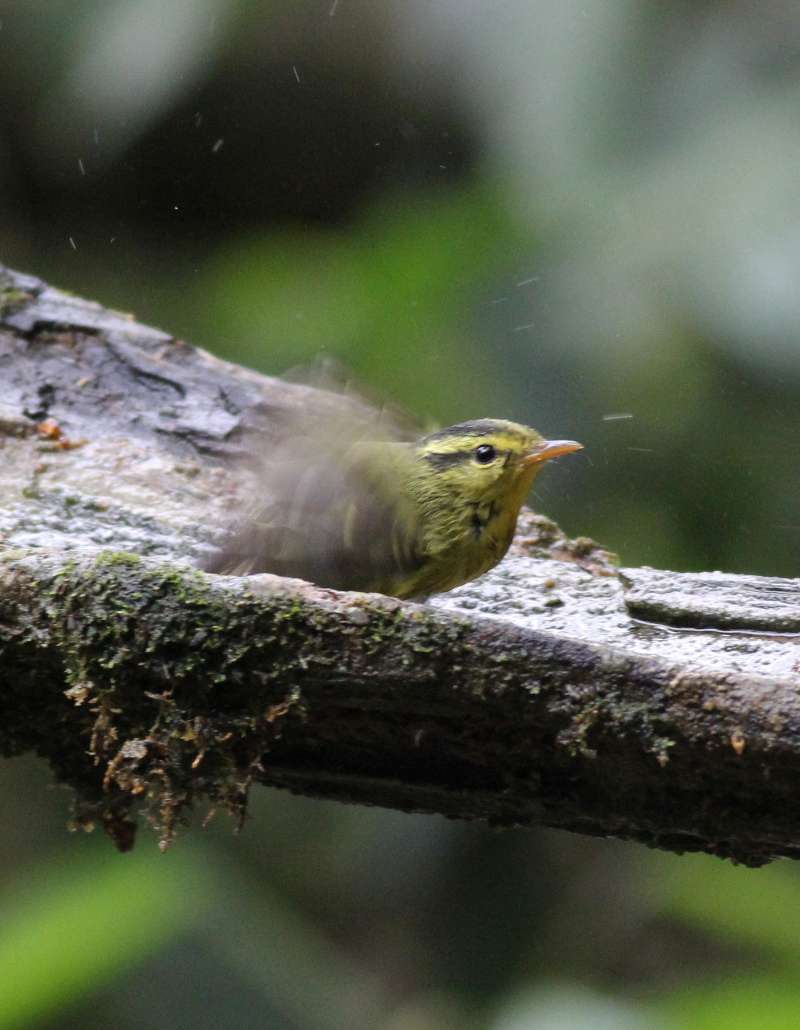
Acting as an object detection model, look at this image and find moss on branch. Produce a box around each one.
[2,261,800,865]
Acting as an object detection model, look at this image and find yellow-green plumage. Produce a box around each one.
[207,417,581,600]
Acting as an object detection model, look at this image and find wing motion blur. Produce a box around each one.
[203,363,427,593]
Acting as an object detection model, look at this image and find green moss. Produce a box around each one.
[31,554,333,840]
[4,549,499,851]
[0,287,33,314]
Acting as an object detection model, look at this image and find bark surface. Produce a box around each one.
[1,264,798,863]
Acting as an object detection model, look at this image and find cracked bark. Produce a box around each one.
[1,264,799,864]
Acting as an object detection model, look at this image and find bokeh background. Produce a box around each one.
[2,1,800,1027]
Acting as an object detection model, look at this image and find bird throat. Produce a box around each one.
[469,463,541,549]
[470,498,499,540]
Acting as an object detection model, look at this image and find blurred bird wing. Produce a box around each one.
[281,356,423,443]
[204,381,426,592]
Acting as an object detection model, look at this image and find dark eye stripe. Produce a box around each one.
[422,449,475,470]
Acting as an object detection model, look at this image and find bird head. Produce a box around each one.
[414,419,582,510]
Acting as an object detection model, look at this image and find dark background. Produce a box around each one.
[1,2,799,1028]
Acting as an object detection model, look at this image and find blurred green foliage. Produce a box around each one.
[196,186,514,418]
[0,847,209,1028]
[655,856,800,1030]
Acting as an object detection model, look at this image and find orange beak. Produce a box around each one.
[523,438,583,467]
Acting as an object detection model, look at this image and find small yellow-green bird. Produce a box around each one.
[207,414,581,600]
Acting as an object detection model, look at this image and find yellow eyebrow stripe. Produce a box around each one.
[420,431,527,456]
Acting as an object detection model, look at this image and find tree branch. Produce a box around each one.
[1,264,798,864]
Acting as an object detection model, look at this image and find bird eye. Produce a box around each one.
[475,444,496,464]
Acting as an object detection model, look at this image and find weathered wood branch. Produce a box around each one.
[1,264,799,864]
